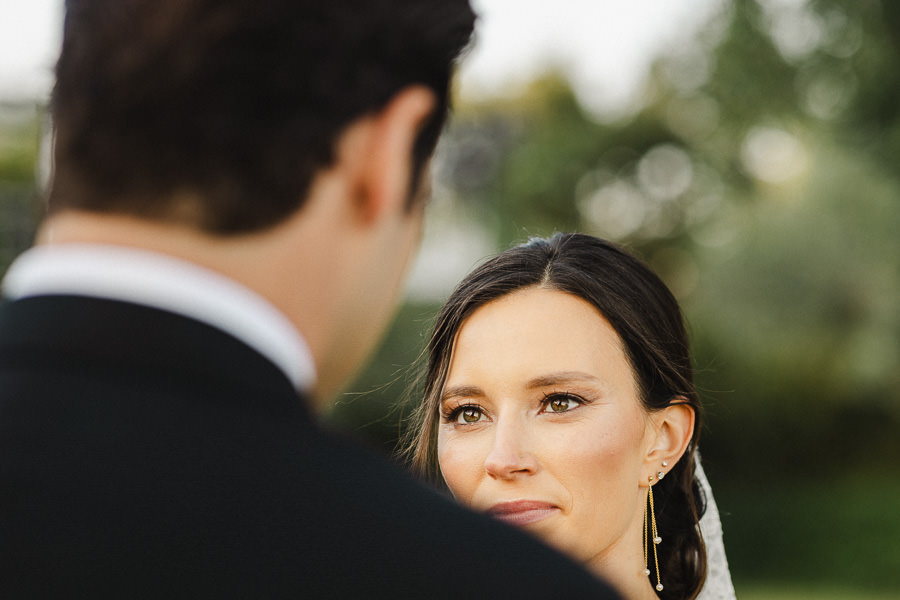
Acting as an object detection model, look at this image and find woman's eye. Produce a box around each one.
[440,404,487,425]
[457,407,484,424]
[545,394,579,413]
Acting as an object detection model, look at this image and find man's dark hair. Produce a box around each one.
[49,0,476,233]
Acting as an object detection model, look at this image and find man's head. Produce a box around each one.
[44,0,476,404]
[49,0,476,232]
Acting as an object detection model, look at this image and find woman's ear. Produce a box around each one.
[642,400,695,485]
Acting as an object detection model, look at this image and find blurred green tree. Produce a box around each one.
[351,0,900,477]
[336,0,900,591]
[0,102,41,271]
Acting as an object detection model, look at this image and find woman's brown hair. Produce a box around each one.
[403,233,707,599]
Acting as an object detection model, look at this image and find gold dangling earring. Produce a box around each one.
[644,475,663,593]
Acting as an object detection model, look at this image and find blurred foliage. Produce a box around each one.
[719,476,900,592]
[336,0,900,591]
[342,0,900,475]
[737,587,900,600]
[0,101,41,271]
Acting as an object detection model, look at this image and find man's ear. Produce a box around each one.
[355,85,437,222]
[642,400,695,484]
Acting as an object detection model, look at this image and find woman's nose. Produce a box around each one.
[483,419,538,480]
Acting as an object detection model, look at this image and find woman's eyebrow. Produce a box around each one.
[440,384,485,403]
[526,371,602,389]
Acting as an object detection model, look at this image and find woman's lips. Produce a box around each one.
[487,500,558,526]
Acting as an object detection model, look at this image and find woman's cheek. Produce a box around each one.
[438,439,476,499]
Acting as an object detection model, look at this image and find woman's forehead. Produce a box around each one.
[447,287,632,386]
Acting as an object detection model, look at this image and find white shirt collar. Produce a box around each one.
[2,244,316,393]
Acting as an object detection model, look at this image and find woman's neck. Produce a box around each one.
[585,504,661,600]
[588,553,660,600]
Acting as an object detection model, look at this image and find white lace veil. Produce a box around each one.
[694,454,736,600]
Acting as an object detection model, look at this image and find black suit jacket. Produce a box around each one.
[0,295,619,599]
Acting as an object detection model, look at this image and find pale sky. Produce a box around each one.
[0,0,723,113]
[462,0,723,118]
[0,0,62,100]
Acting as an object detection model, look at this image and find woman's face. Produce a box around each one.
[437,286,655,570]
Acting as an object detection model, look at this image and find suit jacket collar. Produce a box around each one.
[3,245,316,392]
[0,295,311,421]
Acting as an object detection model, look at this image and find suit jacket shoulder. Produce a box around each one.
[0,296,619,598]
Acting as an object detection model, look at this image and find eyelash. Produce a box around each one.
[439,391,587,425]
